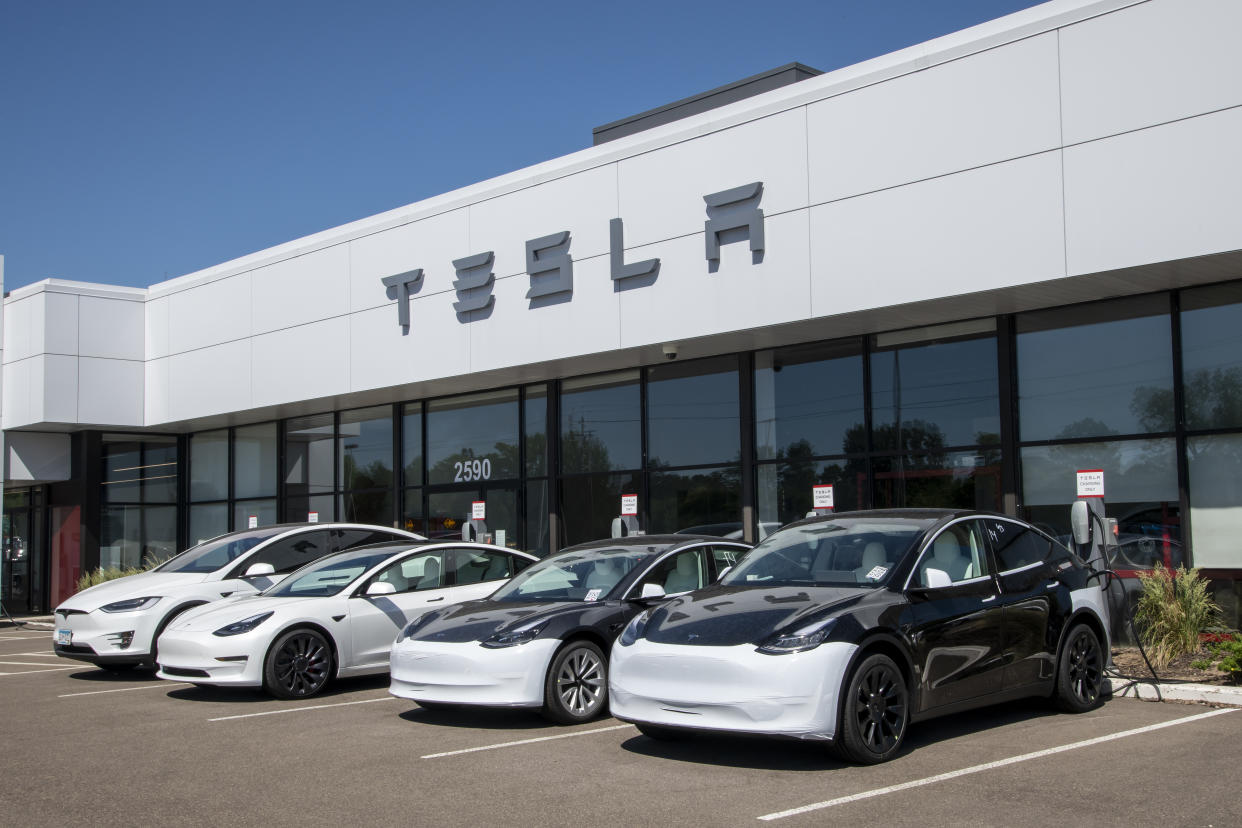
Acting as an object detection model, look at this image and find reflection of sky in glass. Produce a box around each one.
[755,354,863,459]
[1018,315,1172,441]
[871,338,999,447]
[647,371,739,467]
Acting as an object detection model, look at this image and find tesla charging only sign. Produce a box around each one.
[812,484,834,509]
[620,494,638,516]
[472,501,486,520]
[1076,469,1105,498]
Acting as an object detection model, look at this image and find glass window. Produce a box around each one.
[1018,296,1174,441]
[871,333,999,450]
[189,430,228,501]
[560,371,640,473]
[426,390,519,485]
[1187,434,1242,569]
[285,415,335,504]
[558,472,642,547]
[646,357,739,468]
[401,488,425,538]
[231,530,329,577]
[755,341,864,461]
[332,528,407,551]
[235,423,278,499]
[234,499,278,531]
[525,480,550,556]
[100,504,177,569]
[339,489,393,526]
[648,467,741,536]
[525,385,548,477]
[916,520,991,586]
[757,458,863,530]
[1020,438,1180,557]
[287,494,333,525]
[446,548,514,584]
[340,406,393,491]
[102,435,177,504]
[189,503,228,546]
[872,451,1002,511]
[157,527,284,574]
[365,552,442,594]
[1181,283,1242,431]
[402,403,424,487]
[985,520,1052,572]
[639,547,709,594]
[270,547,397,597]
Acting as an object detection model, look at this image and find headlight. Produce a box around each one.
[212,612,274,637]
[756,617,837,655]
[481,619,547,649]
[100,596,161,613]
[618,609,652,647]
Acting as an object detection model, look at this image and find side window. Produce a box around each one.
[985,520,1052,572]
[917,521,990,587]
[234,530,329,577]
[371,552,442,593]
[447,549,514,585]
[333,529,405,552]
[640,548,709,595]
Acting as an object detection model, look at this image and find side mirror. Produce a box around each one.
[640,582,666,599]
[717,566,732,582]
[366,581,397,596]
[922,568,952,589]
[1070,500,1092,547]
[244,562,276,577]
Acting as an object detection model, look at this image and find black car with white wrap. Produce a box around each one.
[608,509,1111,764]
[388,535,750,724]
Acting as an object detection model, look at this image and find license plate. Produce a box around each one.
[56,629,72,646]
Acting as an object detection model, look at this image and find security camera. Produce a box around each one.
[662,343,679,360]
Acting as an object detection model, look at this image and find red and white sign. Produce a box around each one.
[247,515,258,529]
[812,484,835,510]
[620,494,638,516]
[1076,469,1105,498]
[307,511,319,523]
[471,500,486,520]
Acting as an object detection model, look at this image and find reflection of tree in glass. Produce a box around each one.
[342,456,392,491]
[1133,368,1242,435]
[561,416,614,473]
[649,468,740,533]
[428,443,518,483]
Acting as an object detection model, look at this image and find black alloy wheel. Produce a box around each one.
[1055,623,1104,713]
[264,629,333,700]
[835,653,909,764]
[542,641,607,725]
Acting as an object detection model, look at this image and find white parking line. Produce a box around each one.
[0,667,75,676]
[60,683,190,698]
[0,635,53,641]
[0,660,72,667]
[421,724,634,759]
[756,707,1240,821]
[208,696,393,722]
[12,652,60,657]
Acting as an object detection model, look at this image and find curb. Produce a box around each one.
[1105,677,1242,707]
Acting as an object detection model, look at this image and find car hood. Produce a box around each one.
[57,571,210,612]
[166,594,317,633]
[407,599,590,644]
[642,584,871,647]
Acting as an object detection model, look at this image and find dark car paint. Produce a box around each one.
[637,508,1105,723]
[405,535,753,652]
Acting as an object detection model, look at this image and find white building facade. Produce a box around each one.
[4,0,1242,624]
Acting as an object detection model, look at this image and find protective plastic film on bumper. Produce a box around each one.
[609,640,857,740]
[389,638,560,707]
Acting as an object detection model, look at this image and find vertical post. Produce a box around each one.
[738,352,756,543]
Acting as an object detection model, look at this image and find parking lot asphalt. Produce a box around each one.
[2,629,1240,827]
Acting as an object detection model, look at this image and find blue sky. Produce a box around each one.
[0,0,1042,293]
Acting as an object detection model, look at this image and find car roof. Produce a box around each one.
[782,508,1003,531]
[559,534,748,554]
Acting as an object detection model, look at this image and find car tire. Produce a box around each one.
[263,628,334,700]
[1054,623,1104,713]
[542,640,608,725]
[636,723,684,741]
[834,653,909,765]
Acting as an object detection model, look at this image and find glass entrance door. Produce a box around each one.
[425,486,519,550]
[2,508,32,613]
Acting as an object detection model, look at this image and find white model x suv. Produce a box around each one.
[53,523,421,671]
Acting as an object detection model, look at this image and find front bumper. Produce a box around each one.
[608,639,857,740]
[389,638,560,707]
[53,608,165,666]
[154,630,266,687]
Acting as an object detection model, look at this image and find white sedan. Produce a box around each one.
[155,541,537,698]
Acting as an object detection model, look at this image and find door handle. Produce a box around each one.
[426,596,445,602]
[1045,581,1059,590]
[981,595,997,603]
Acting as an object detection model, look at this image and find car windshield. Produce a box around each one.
[720,518,932,588]
[153,528,286,574]
[264,547,404,598]
[489,547,652,603]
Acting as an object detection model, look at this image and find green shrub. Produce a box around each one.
[75,565,151,594]
[1196,636,1242,682]
[1133,565,1221,669]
